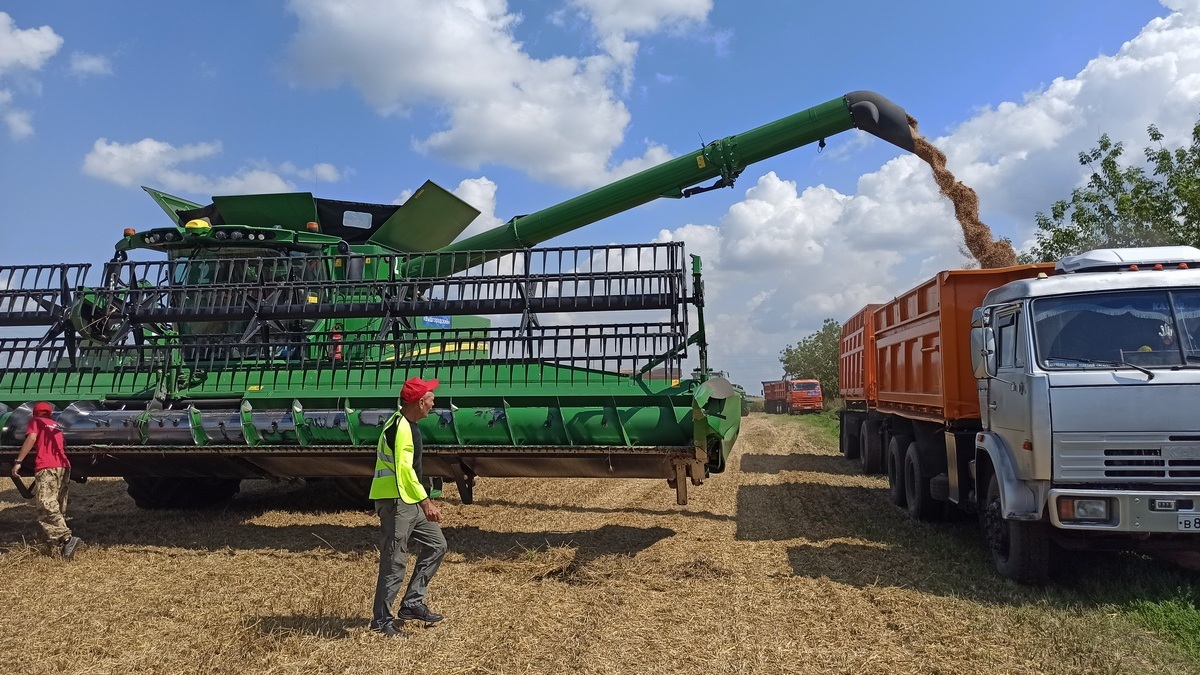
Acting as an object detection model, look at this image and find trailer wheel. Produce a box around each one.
[886,435,908,507]
[839,416,861,460]
[903,442,941,520]
[859,420,884,474]
[981,473,1049,584]
[124,477,241,510]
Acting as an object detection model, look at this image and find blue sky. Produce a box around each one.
[1,0,1196,390]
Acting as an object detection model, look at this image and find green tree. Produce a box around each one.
[1027,117,1200,262]
[779,318,840,397]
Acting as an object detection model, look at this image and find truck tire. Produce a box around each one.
[981,473,1049,584]
[859,420,884,474]
[903,441,942,521]
[840,416,861,460]
[886,435,908,507]
[124,477,241,510]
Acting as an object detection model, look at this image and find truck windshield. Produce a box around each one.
[792,382,821,391]
[1032,289,1200,370]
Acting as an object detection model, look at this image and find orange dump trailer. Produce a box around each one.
[839,265,1051,468]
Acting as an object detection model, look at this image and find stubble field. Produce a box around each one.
[3,413,1200,674]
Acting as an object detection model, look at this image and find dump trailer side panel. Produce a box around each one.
[872,266,1051,423]
[838,304,880,406]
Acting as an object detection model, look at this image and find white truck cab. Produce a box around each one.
[971,246,1200,580]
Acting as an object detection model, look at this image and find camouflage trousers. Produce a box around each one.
[33,467,71,544]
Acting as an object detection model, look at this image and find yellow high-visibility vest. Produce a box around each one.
[368,412,429,504]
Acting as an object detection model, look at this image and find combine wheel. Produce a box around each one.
[903,442,941,521]
[981,473,1049,584]
[859,420,883,474]
[124,477,241,510]
[886,435,908,507]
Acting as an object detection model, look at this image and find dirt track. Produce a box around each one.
[1,414,1196,674]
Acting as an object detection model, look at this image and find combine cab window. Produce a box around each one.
[1033,290,1187,369]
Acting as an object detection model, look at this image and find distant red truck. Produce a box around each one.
[761,379,824,414]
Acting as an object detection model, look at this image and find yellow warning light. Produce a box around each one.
[306,221,320,232]
[123,228,137,237]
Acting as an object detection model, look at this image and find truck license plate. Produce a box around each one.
[1178,516,1200,531]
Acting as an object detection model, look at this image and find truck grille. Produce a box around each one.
[1055,436,1200,483]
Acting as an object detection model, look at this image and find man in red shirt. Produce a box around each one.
[10,402,82,560]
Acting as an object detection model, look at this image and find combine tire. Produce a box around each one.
[903,442,941,521]
[124,477,241,510]
[859,420,884,474]
[981,473,1049,584]
[886,435,907,507]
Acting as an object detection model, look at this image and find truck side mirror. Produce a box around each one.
[970,326,997,378]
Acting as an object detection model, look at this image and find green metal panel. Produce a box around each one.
[141,187,203,224]
[367,180,480,253]
[212,192,318,231]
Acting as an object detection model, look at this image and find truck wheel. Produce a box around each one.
[981,473,1049,584]
[859,420,883,474]
[903,442,942,521]
[840,416,861,460]
[124,477,241,510]
[886,435,908,506]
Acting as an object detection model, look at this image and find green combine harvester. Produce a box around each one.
[0,91,915,508]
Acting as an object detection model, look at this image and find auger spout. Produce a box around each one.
[405,90,914,277]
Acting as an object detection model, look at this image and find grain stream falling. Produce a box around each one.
[908,115,1017,268]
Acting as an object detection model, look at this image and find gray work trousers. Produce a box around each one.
[371,498,447,628]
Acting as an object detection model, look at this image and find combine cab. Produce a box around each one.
[0,90,917,508]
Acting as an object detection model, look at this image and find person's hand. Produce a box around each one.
[10,461,22,480]
[420,498,441,523]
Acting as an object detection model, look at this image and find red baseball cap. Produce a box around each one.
[400,377,439,404]
[32,401,54,417]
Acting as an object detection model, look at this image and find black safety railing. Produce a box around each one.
[0,264,91,326]
[0,244,694,391]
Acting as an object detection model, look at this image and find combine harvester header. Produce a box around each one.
[0,91,916,508]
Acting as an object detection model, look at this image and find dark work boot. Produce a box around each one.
[397,603,444,624]
[370,620,405,638]
[61,536,82,561]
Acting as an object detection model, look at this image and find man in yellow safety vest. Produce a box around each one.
[368,377,447,638]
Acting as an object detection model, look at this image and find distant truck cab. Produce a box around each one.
[762,378,824,414]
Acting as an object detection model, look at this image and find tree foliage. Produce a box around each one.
[779,318,840,397]
[1027,117,1200,262]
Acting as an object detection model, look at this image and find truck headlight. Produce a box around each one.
[1058,497,1109,522]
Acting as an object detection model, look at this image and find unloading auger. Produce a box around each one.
[0,91,915,508]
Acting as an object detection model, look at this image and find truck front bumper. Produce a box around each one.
[1048,488,1200,533]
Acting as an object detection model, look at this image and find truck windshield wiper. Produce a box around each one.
[1044,355,1155,380]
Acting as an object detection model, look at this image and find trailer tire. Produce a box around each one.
[903,442,941,521]
[886,435,908,507]
[840,416,861,460]
[859,420,884,474]
[125,477,241,510]
[982,473,1049,585]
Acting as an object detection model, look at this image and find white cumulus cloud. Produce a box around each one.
[81,138,344,196]
[283,0,710,187]
[69,52,113,77]
[662,0,1200,389]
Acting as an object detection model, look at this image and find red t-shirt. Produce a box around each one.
[25,417,69,471]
